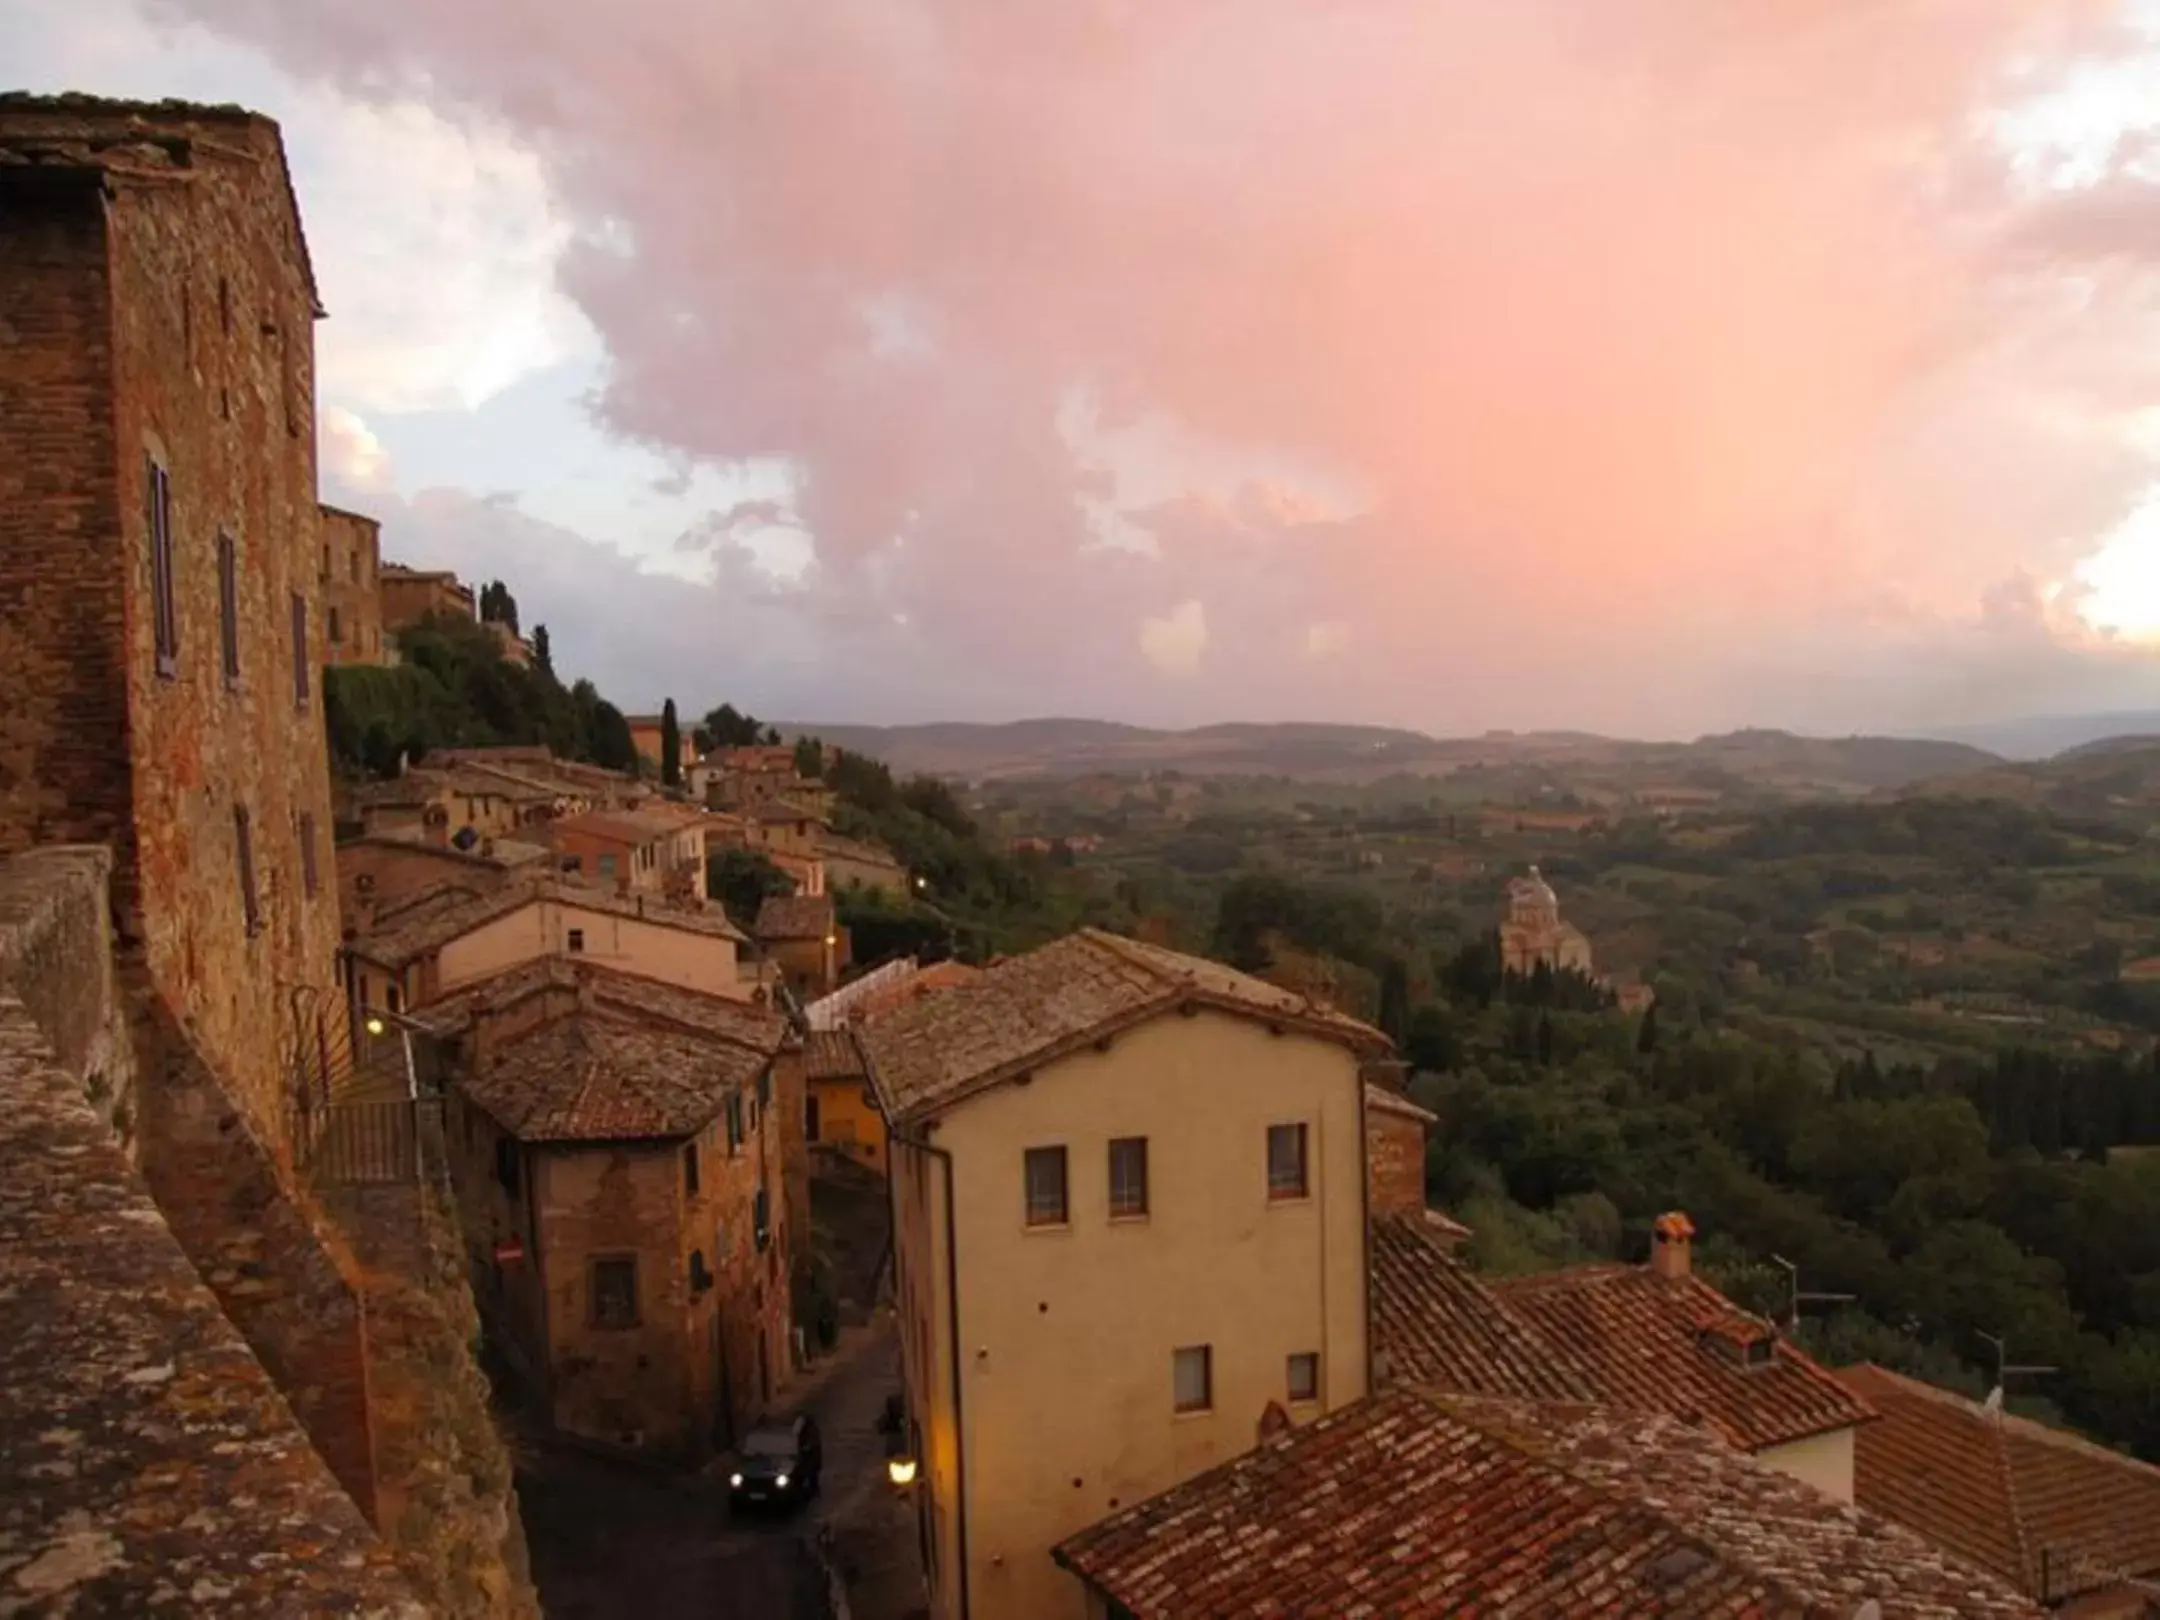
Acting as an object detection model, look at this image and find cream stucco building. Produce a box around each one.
[861,929,1388,1620]
[1499,864,1595,978]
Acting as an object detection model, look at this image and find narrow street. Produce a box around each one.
[512,1324,918,1619]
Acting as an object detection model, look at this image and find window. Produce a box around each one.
[1287,1352,1320,1403]
[725,1091,745,1154]
[494,1136,521,1195]
[328,605,343,646]
[289,592,309,712]
[567,927,586,953]
[1267,1122,1309,1201]
[598,853,618,884]
[805,1094,822,1142]
[754,1187,771,1251]
[1173,1345,1213,1413]
[146,456,177,676]
[757,1066,772,1109]
[216,531,239,685]
[1108,1136,1149,1219]
[299,811,319,898]
[1023,1146,1068,1227]
[233,807,260,936]
[683,1142,700,1195]
[590,1258,639,1329]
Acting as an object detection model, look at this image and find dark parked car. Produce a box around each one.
[728,1415,822,1510]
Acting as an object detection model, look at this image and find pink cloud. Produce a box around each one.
[181,0,2160,732]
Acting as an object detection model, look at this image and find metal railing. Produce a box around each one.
[298,1095,444,1186]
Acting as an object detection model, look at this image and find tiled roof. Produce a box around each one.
[1053,1390,2044,1619]
[1493,1263,1875,1451]
[539,809,672,847]
[858,929,1386,1125]
[416,957,785,1052]
[1837,1364,2160,1601]
[802,1029,868,1082]
[1369,1214,1591,1401]
[1364,1081,1437,1124]
[745,795,829,825]
[349,876,744,968]
[815,829,902,867]
[804,957,920,1029]
[755,893,836,941]
[462,1010,770,1143]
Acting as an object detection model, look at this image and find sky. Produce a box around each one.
[11,0,2160,740]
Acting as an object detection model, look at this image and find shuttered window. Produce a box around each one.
[290,592,309,711]
[147,456,178,676]
[217,531,239,685]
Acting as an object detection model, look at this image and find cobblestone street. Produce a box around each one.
[513,1321,921,1619]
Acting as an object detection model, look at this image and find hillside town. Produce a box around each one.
[7,93,2160,1620]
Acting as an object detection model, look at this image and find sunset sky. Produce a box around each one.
[12,0,2160,738]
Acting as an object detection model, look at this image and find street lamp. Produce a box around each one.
[886,1454,918,1487]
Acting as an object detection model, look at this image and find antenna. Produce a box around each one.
[1976,1332,2057,1413]
[1769,1255,1856,1336]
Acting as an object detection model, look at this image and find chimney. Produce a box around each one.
[1650,1211,1696,1281]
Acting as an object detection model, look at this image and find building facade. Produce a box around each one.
[863,930,1386,1620]
[378,562,474,633]
[318,502,385,666]
[435,961,792,1457]
[1498,865,1595,978]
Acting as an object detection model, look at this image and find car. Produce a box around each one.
[727,1414,822,1511]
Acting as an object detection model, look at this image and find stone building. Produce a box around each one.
[0,92,344,1156]
[379,561,475,632]
[1498,864,1595,978]
[0,98,534,1613]
[427,958,794,1456]
[754,891,845,997]
[319,501,385,666]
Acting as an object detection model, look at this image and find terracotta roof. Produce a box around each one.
[349,876,744,968]
[538,809,674,847]
[1369,1214,1591,1401]
[1838,1364,2160,1602]
[416,957,785,1052]
[755,893,836,941]
[859,929,1387,1125]
[461,1008,772,1143]
[1056,1389,2042,1619]
[1493,1263,1875,1452]
[815,829,902,867]
[801,1029,868,1082]
[745,796,829,825]
[1364,1081,1437,1124]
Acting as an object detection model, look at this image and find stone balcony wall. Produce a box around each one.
[0,846,423,1616]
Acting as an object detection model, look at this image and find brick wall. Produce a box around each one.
[0,178,136,1047]
[1367,1101,1429,1220]
[0,846,134,1135]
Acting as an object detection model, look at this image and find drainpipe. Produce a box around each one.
[890,1121,969,1620]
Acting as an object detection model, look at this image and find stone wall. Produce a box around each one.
[321,502,386,666]
[0,844,423,1616]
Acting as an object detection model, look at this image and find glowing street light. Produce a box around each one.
[887,1455,919,1487]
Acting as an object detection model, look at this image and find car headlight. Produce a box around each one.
[729,1472,744,1488]
[775,1473,790,1489]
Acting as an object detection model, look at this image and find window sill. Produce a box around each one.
[1266,1192,1312,1207]
[1172,1406,1214,1421]
[1107,1212,1150,1225]
[1022,1221,1071,1235]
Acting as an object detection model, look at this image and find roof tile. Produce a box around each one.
[1053,1389,2044,1619]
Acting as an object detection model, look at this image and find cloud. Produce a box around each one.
[154,0,2160,732]
[1139,600,1208,677]
[320,405,393,494]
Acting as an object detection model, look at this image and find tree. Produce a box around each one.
[588,699,637,772]
[530,622,553,676]
[478,580,520,635]
[701,703,764,749]
[661,698,682,787]
[794,734,825,780]
[1376,958,1412,1046]
[1636,1002,1660,1054]
[706,848,794,928]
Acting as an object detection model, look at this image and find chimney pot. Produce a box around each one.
[1650,1210,1695,1280]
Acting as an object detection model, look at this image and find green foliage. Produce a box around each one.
[706,848,794,930]
[794,735,826,780]
[530,623,553,676]
[477,580,519,634]
[700,703,772,749]
[325,612,627,775]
